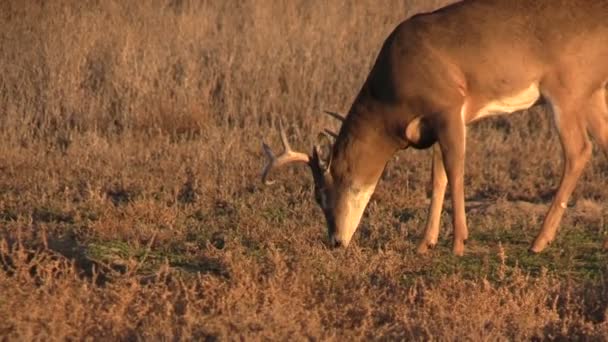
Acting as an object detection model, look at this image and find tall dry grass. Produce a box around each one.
[0,0,460,207]
[1,0,608,339]
[1,0,444,140]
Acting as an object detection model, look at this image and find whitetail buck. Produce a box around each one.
[262,0,608,255]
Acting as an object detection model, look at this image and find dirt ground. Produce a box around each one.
[1,0,608,339]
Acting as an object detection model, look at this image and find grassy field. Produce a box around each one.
[1,0,608,339]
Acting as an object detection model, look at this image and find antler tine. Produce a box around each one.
[323,129,338,139]
[278,119,293,152]
[261,119,311,185]
[323,110,346,122]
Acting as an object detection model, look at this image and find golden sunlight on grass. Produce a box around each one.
[1,0,607,339]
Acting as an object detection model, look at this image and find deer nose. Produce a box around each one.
[330,237,344,249]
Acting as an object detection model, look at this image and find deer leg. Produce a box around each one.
[417,143,448,254]
[437,116,468,256]
[587,87,608,157]
[585,87,608,249]
[530,97,593,253]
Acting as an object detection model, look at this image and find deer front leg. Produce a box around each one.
[437,117,468,256]
[417,143,448,254]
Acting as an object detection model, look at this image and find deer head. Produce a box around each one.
[262,112,377,248]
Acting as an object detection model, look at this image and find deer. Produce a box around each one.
[261,0,608,256]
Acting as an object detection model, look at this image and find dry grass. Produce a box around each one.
[1,0,608,339]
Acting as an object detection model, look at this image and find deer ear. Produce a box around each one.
[313,132,333,172]
[405,116,436,149]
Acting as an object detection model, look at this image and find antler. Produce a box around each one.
[323,129,338,139]
[322,110,345,138]
[261,119,311,185]
[323,110,346,122]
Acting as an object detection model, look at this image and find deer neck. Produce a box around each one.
[331,113,398,189]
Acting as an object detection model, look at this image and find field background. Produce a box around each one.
[2,0,608,339]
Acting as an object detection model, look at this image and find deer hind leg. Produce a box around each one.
[587,86,608,156]
[417,143,448,254]
[585,86,608,249]
[530,92,594,253]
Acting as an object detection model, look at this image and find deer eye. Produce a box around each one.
[314,188,327,208]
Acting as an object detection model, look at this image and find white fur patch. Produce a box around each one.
[336,184,376,246]
[467,83,540,123]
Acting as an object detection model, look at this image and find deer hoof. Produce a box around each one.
[529,237,551,254]
[452,240,465,256]
[416,241,436,254]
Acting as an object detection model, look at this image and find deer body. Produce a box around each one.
[263,0,608,255]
